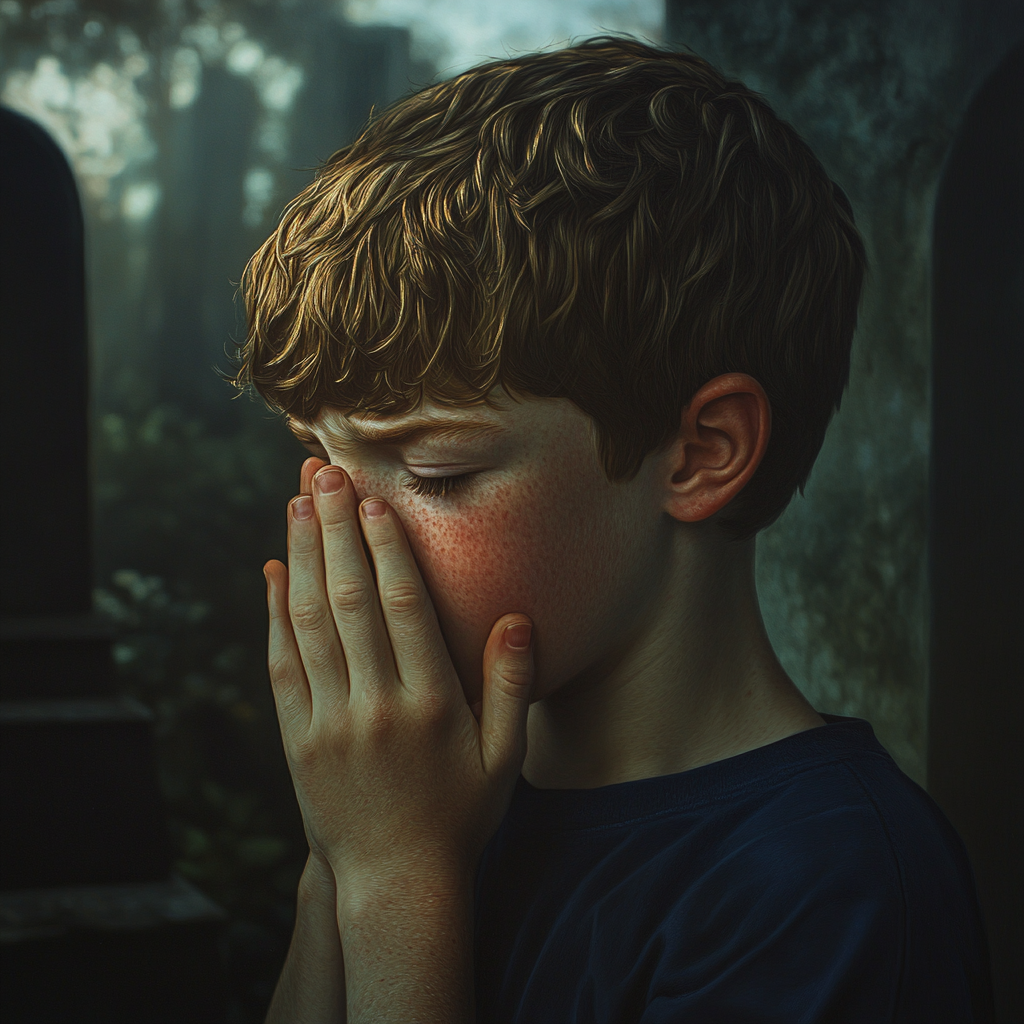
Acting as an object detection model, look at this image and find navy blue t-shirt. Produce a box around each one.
[474,716,992,1023]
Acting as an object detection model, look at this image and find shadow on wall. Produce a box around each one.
[928,39,1024,1024]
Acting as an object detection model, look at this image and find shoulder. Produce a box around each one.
[592,752,901,1009]
[714,735,955,909]
[588,724,991,1022]
[476,720,991,1023]
[696,718,979,911]
[609,722,948,916]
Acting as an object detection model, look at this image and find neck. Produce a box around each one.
[522,528,823,790]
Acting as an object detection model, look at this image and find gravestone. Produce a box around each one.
[0,106,227,1023]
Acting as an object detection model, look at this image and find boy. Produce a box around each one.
[236,38,992,1023]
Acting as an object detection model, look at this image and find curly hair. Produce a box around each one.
[234,36,866,537]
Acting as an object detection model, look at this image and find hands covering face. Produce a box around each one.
[264,457,534,900]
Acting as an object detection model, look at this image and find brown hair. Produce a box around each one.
[235,36,866,537]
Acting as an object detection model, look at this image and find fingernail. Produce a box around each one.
[361,499,387,519]
[504,622,532,651]
[316,468,345,494]
[292,495,313,520]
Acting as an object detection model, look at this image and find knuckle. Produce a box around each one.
[416,689,450,726]
[288,521,319,554]
[288,738,319,776]
[329,577,371,617]
[380,579,423,616]
[320,514,352,538]
[368,522,400,546]
[289,599,330,633]
[362,694,401,738]
[495,663,536,704]
[499,662,534,694]
[267,650,295,687]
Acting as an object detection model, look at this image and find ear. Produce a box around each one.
[661,373,771,523]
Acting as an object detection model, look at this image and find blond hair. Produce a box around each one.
[235,37,866,536]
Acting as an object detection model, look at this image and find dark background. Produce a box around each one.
[1,1,1020,1020]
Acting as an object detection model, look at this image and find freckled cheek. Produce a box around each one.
[416,506,543,626]
[403,499,559,694]
[343,470,545,646]
[343,469,528,613]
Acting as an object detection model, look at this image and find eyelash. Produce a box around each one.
[402,472,473,499]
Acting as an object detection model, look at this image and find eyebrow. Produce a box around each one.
[290,416,507,448]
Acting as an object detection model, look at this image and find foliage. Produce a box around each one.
[92,397,309,1015]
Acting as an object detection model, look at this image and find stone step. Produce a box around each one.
[0,875,228,1022]
[1,615,116,699]
[0,698,172,888]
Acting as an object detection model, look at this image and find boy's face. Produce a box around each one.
[304,389,672,707]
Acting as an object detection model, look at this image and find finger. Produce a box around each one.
[288,494,350,711]
[265,560,312,728]
[358,497,459,702]
[301,456,327,496]
[313,466,394,688]
[479,615,534,777]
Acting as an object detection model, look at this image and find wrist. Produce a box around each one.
[298,849,337,906]
[336,873,475,1024]
[336,863,474,927]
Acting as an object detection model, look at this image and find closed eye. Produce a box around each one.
[402,472,474,499]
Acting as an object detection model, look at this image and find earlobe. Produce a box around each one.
[663,373,771,524]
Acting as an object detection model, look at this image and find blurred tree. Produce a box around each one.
[2,3,419,1018]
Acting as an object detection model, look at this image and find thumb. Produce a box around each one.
[479,614,534,776]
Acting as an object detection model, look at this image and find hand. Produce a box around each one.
[264,457,534,904]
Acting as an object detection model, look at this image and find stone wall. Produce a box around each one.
[666,0,1023,784]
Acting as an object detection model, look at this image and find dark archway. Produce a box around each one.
[928,39,1024,1024]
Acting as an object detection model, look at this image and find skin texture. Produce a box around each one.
[302,389,662,713]
[264,443,537,1023]
[264,374,824,1022]
[295,377,823,788]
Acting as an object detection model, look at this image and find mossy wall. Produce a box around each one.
[665,0,1023,784]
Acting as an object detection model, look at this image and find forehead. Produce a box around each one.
[309,389,593,450]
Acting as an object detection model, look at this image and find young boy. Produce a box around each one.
[236,38,992,1023]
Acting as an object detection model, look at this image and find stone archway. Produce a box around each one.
[928,38,1023,1024]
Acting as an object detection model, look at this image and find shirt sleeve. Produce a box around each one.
[583,783,983,1023]
[638,800,903,1023]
